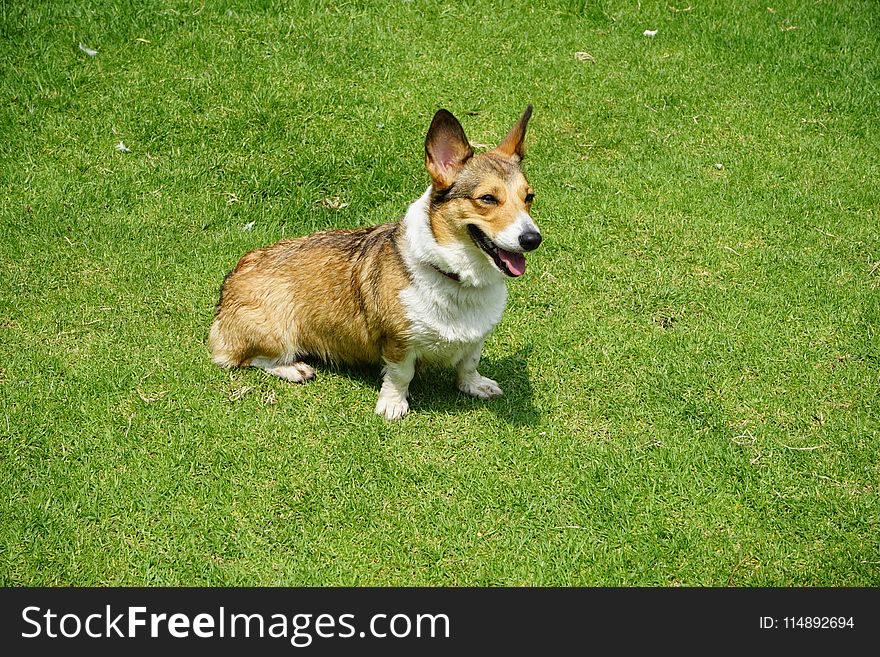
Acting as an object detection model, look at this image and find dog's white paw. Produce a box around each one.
[375,394,409,421]
[269,362,315,383]
[459,375,503,399]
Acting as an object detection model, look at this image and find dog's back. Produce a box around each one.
[209,222,411,368]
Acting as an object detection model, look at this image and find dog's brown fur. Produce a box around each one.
[209,105,538,419]
[209,222,413,369]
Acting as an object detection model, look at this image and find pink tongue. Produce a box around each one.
[498,249,526,276]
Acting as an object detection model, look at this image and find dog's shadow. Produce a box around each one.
[425,346,540,426]
[322,347,539,426]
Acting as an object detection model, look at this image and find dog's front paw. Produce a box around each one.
[375,394,409,421]
[458,375,503,399]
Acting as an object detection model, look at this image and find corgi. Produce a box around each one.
[209,105,541,420]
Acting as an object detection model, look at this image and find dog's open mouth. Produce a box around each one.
[467,225,526,277]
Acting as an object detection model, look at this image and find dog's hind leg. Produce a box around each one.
[210,307,314,382]
[250,357,316,383]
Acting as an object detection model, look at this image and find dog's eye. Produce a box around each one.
[524,193,535,204]
[478,194,498,205]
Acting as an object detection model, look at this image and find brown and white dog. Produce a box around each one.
[208,105,541,419]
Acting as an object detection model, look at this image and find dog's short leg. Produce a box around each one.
[456,342,503,399]
[375,351,416,420]
[250,357,316,383]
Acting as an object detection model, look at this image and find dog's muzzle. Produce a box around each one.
[518,231,542,251]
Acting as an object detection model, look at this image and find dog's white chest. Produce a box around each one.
[397,185,510,362]
[400,278,507,355]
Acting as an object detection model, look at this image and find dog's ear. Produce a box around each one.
[494,104,533,160]
[425,109,474,189]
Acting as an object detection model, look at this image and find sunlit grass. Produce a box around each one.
[1,0,878,585]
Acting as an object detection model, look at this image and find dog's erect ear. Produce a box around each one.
[494,104,533,160]
[425,109,474,189]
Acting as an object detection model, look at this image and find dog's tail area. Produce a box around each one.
[208,302,286,369]
[209,268,260,368]
[208,318,240,368]
[208,270,242,368]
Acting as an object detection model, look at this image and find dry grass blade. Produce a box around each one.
[228,385,254,401]
[319,196,349,210]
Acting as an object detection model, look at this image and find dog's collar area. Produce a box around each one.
[429,263,461,282]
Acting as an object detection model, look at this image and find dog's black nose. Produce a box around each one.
[519,231,542,251]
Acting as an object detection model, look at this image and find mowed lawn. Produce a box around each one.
[1,0,878,585]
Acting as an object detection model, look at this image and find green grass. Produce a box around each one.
[1,0,878,585]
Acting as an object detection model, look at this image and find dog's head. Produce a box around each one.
[424,105,541,278]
